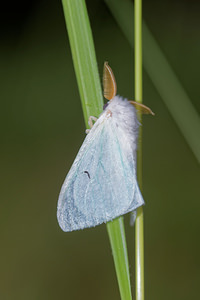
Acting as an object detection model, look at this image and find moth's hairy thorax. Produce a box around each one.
[103,96,139,155]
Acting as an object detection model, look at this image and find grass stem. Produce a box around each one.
[135,1,144,300]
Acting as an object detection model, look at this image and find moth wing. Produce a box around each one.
[57,117,144,232]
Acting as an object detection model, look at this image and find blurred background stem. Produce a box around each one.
[105,0,200,163]
[62,1,132,299]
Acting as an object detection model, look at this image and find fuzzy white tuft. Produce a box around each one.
[103,95,139,156]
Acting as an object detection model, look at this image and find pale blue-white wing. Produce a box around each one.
[57,117,144,232]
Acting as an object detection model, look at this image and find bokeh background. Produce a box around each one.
[1,0,199,299]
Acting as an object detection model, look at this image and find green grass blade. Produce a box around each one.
[62,1,132,299]
[107,218,132,300]
[105,0,200,163]
[142,22,200,163]
[62,0,103,122]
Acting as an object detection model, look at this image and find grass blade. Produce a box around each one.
[62,0,103,123]
[107,218,132,300]
[62,1,132,299]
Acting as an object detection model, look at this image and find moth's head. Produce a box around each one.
[103,102,109,110]
[102,62,155,115]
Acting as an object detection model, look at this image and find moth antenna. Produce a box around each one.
[129,101,155,116]
[103,62,117,101]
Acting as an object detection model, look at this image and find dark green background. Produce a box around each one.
[1,0,199,299]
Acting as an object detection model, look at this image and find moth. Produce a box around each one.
[57,62,154,232]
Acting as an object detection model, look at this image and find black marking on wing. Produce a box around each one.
[84,171,91,179]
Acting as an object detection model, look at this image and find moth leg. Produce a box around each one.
[85,116,98,134]
[88,116,98,128]
[130,209,137,226]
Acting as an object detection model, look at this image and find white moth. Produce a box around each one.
[57,62,154,232]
